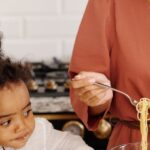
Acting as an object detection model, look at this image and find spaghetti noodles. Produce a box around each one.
[136,98,150,150]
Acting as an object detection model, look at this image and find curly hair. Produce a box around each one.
[0,51,32,87]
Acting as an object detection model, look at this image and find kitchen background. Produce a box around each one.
[0,0,87,62]
[0,1,111,149]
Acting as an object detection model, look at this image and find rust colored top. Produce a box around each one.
[69,0,150,149]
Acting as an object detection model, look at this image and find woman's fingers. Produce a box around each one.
[86,89,113,107]
[71,78,95,88]
[71,71,113,107]
[80,88,106,102]
[75,84,100,95]
[71,71,111,89]
[74,84,113,107]
[77,71,110,85]
[76,87,109,105]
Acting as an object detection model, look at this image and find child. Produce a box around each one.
[0,53,93,150]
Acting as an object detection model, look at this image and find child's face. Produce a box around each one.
[0,81,35,149]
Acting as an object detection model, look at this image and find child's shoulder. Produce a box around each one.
[35,117,53,129]
[35,117,50,123]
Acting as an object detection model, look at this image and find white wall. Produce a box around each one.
[0,0,88,62]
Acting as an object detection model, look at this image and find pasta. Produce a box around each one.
[136,98,150,150]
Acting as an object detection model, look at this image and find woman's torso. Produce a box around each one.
[109,0,150,149]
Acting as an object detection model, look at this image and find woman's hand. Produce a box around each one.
[71,71,113,108]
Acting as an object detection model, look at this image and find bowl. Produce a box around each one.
[111,142,150,150]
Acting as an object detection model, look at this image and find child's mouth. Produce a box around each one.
[15,133,30,142]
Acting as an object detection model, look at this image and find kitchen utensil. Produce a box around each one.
[94,82,138,107]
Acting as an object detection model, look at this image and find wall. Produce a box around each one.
[0,0,88,62]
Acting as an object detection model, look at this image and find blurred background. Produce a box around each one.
[0,1,112,149]
[0,0,87,62]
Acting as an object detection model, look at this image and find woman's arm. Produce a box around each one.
[69,0,115,130]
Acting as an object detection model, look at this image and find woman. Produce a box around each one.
[69,0,150,149]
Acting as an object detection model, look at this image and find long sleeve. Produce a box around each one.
[69,0,116,130]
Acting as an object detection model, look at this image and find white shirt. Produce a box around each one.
[1,118,94,150]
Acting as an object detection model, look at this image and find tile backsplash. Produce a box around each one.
[0,0,87,62]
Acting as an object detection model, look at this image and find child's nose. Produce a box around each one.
[15,118,26,133]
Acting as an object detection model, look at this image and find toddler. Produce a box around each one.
[0,53,93,150]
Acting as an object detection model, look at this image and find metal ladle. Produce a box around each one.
[94,82,138,107]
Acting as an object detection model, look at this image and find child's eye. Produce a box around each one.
[23,109,32,117]
[0,120,11,127]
